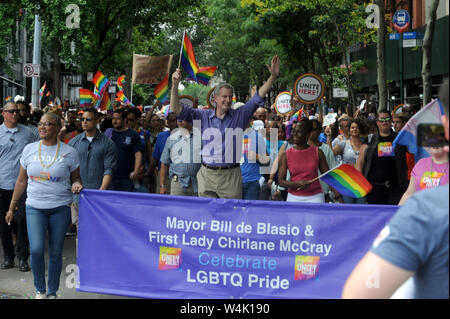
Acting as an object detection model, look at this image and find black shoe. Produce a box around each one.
[19,260,30,272]
[1,259,15,269]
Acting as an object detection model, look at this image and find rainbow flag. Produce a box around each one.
[319,164,372,198]
[39,82,46,104]
[116,90,132,106]
[79,88,95,108]
[99,92,112,111]
[154,74,169,103]
[180,32,199,81]
[92,70,110,96]
[117,75,125,91]
[161,105,171,117]
[186,66,216,86]
[4,96,13,103]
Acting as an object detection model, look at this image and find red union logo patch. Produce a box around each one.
[294,256,320,280]
[158,246,181,270]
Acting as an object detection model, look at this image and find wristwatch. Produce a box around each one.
[160,185,166,188]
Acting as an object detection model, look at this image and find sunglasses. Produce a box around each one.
[37,122,57,127]
[377,117,391,122]
[81,117,94,122]
[4,109,20,114]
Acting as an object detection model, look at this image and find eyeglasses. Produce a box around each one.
[4,109,20,114]
[377,117,391,122]
[81,117,94,122]
[37,122,56,127]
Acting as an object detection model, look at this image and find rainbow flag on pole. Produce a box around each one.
[39,82,46,105]
[117,75,125,91]
[319,164,372,198]
[92,70,110,96]
[186,66,217,86]
[116,90,132,106]
[180,31,199,81]
[98,92,112,111]
[79,88,95,108]
[154,74,169,104]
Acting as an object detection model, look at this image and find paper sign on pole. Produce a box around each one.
[132,54,173,84]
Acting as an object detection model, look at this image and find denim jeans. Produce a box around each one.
[26,205,71,296]
[242,181,261,200]
[342,195,367,204]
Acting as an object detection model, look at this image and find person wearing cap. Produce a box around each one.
[170,56,280,199]
[159,117,201,196]
[240,120,270,200]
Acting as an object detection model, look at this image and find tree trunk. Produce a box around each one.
[375,0,387,112]
[422,0,440,106]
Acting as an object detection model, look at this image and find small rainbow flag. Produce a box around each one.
[319,164,372,198]
[180,31,199,81]
[161,104,171,117]
[5,96,13,103]
[98,92,112,111]
[186,66,216,86]
[117,75,125,91]
[39,82,46,104]
[92,70,110,96]
[154,74,169,104]
[116,90,132,106]
[79,88,95,108]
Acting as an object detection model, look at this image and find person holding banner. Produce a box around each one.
[342,78,449,299]
[5,111,82,299]
[170,55,280,199]
[278,118,331,203]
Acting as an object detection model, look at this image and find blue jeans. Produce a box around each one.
[242,181,260,200]
[26,205,71,296]
[342,195,367,204]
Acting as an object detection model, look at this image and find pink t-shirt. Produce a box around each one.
[286,146,322,196]
[412,157,449,191]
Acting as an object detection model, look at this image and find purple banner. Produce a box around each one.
[77,189,398,299]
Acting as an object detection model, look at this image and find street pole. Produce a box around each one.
[31,14,41,110]
[399,32,404,104]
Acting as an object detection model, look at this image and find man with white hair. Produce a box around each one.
[170,56,280,199]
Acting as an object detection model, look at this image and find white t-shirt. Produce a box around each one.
[20,141,80,209]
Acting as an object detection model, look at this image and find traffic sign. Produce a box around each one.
[389,33,400,40]
[403,32,417,39]
[23,63,40,77]
[393,9,410,33]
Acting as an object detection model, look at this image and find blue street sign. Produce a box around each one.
[403,32,417,39]
[389,33,400,40]
[393,9,410,33]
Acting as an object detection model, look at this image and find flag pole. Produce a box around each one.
[310,163,343,183]
[178,30,185,69]
[131,51,134,104]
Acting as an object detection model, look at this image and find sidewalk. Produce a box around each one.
[0,235,134,299]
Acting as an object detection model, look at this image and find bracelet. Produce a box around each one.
[160,185,166,188]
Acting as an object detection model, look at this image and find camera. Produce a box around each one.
[417,123,448,147]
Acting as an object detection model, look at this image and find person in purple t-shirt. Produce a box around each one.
[170,56,280,199]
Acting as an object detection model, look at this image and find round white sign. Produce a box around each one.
[274,92,292,116]
[294,73,325,104]
[179,95,194,109]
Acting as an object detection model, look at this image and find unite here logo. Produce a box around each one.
[294,256,320,280]
[158,246,182,270]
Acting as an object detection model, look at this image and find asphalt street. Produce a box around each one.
[0,234,133,299]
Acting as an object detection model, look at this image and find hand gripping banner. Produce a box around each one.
[77,190,398,299]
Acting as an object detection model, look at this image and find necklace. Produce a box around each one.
[430,158,449,187]
[38,140,61,169]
